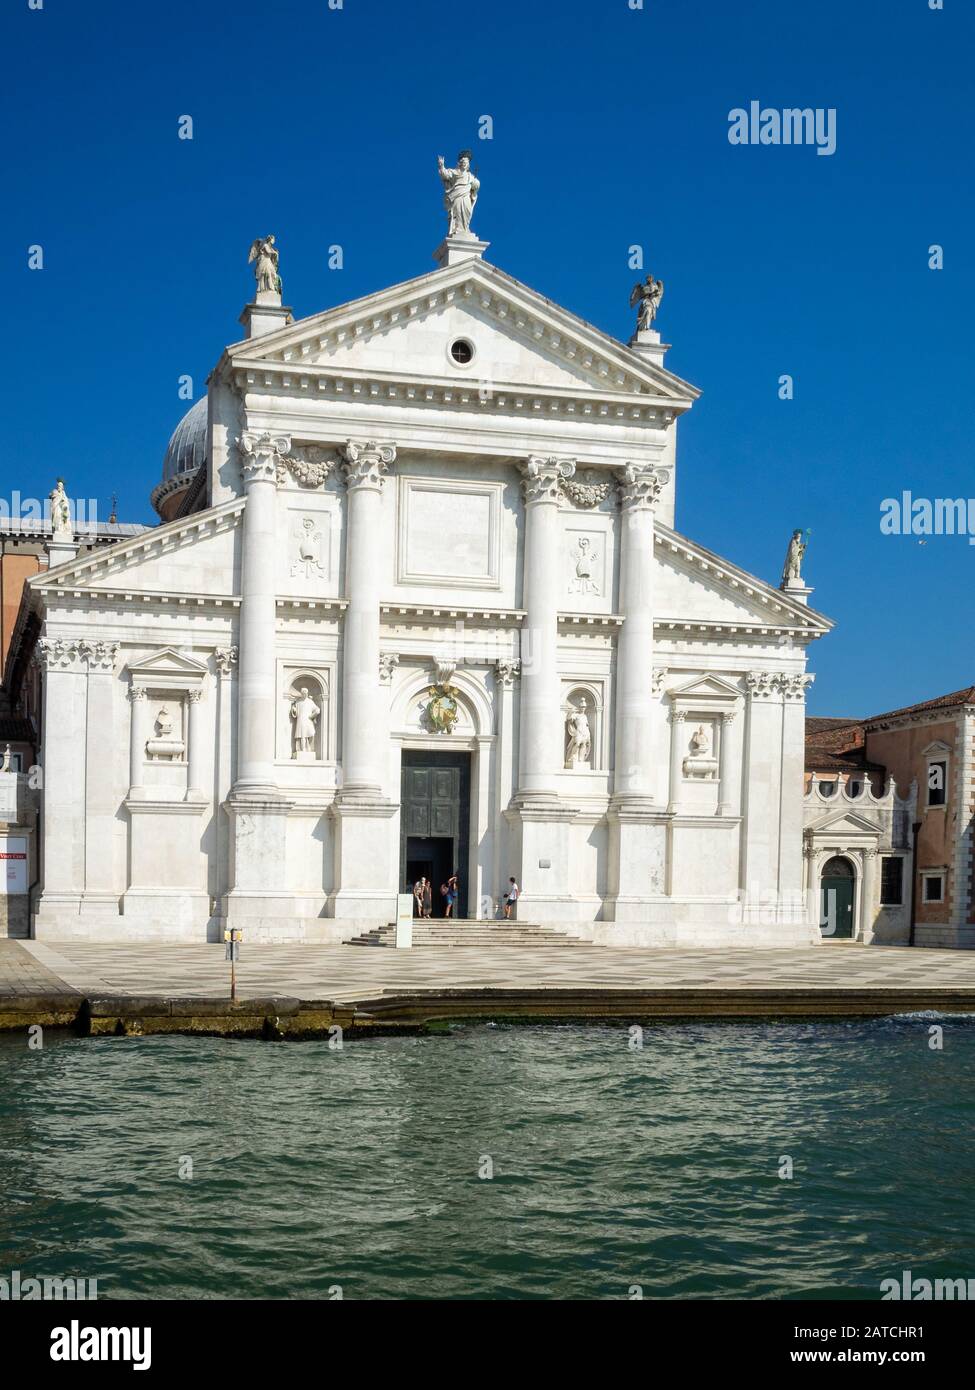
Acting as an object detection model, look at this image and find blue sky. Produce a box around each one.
[2,0,972,715]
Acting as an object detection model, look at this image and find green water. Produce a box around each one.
[1,1019,973,1300]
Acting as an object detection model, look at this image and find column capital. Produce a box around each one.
[745,670,779,701]
[520,456,574,505]
[495,659,521,687]
[127,684,148,703]
[238,431,292,485]
[214,646,238,677]
[81,641,119,673]
[779,672,815,702]
[378,652,400,685]
[340,440,396,490]
[616,462,667,510]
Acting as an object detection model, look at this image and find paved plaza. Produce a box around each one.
[3,938,975,1011]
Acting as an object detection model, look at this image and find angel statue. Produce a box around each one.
[248,235,282,296]
[780,529,808,587]
[437,151,480,237]
[629,273,664,333]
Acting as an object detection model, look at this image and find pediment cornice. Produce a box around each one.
[805,809,883,837]
[28,499,244,595]
[655,523,833,636]
[222,259,699,410]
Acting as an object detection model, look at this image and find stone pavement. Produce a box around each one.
[16,938,975,1007]
[0,939,81,998]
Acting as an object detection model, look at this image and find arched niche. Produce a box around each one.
[283,671,327,761]
[562,682,603,770]
[391,668,493,742]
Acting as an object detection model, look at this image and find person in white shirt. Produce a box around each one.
[503,877,519,919]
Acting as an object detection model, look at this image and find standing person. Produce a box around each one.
[413,878,424,918]
[422,877,432,919]
[504,877,520,919]
[445,874,458,919]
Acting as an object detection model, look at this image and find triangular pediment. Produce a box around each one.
[224,259,699,407]
[127,648,209,678]
[29,499,243,601]
[669,674,743,700]
[806,809,881,836]
[655,524,833,637]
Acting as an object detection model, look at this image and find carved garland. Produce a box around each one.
[560,468,614,509]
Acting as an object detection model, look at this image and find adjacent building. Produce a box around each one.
[805,687,975,948]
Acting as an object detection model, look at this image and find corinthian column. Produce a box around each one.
[515,456,568,803]
[604,465,668,924]
[234,431,289,796]
[337,440,396,800]
[614,463,663,802]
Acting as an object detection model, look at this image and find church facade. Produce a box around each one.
[8,188,832,945]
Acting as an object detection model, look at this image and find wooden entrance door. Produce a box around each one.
[821,856,856,939]
[400,751,471,917]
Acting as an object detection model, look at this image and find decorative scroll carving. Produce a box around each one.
[568,536,600,595]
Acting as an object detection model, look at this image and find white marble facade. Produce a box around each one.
[23,233,832,944]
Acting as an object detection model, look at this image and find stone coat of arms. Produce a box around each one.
[423,684,460,733]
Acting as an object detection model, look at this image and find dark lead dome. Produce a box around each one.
[152,397,209,521]
[161,397,208,483]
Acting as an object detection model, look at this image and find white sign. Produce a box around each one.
[395,892,414,949]
[0,837,28,895]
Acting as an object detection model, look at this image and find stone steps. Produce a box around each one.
[346,920,588,948]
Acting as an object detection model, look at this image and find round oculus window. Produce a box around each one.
[449,338,475,365]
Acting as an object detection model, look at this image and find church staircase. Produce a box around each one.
[346,919,589,948]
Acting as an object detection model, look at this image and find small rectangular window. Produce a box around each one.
[927,760,947,808]
[922,874,945,904]
[880,857,903,906]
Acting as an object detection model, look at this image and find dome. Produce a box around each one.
[152,398,208,522]
[161,396,208,483]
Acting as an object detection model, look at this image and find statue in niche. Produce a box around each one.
[630,273,665,332]
[291,517,325,580]
[288,686,321,757]
[780,529,808,588]
[565,698,592,768]
[437,151,480,237]
[248,234,282,295]
[49,478,72,539]
[683,719,718,780]
[146,704,185,761]
[689,723,712,757]
[569,536,600,595]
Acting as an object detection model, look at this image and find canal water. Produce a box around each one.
[1,1019,973,1300]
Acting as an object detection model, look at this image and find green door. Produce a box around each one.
[821,856,855,939]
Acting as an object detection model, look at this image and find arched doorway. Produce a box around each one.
[821,856,856,939]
